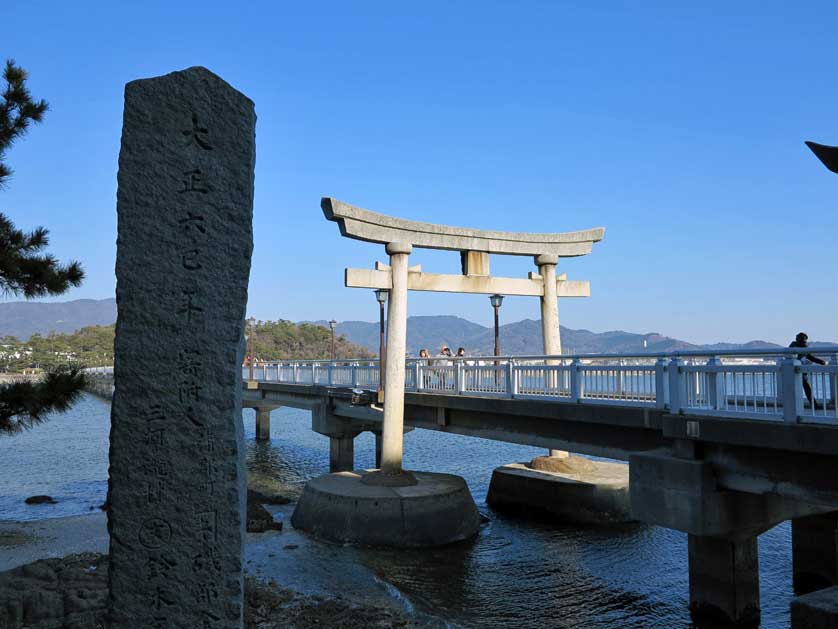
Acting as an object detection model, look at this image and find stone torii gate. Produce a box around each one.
[322,197,605,483]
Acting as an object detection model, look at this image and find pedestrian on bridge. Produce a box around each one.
[790,332,826,409]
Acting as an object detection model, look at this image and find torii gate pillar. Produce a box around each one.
[535,254,562,356]
[535,254,569,459]
[376,241,414,481]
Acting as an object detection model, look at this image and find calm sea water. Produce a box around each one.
[0,394,796,627]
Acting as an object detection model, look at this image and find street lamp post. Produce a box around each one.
[374,289,388,403]
[329,320,337,360]
[489,294,504,386]
[247,316,256,381]
[489,294,504,357]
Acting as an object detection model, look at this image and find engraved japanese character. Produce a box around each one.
[183,113,213,150]
[193,547,221,572]
[177,349,203,376]
[149,585,176,610]
[178,211,206,234]
[194,584,219,605]
[179,381,202,403]
[181,248,202,270]
[194,510,218,543]
[179,168,208,193]
[138,518,172,549]
[145,404,166,423]
[145,553,178,579]
[144,428,165,447]
[178,289,203,322]
[202,611,222,628]
[186,405,205,428]
[147,480,162,504]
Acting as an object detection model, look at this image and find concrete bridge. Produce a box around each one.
[243,346,838,625]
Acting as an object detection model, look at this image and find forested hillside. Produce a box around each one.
[0,320,372,372]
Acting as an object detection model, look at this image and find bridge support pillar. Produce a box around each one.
[688,534,760,626]
[311,402,361,473]
[329,435,357,473]
[792,511,838,593]
[255,408,272,441]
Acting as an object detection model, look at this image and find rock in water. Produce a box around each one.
[246,496,283,533]
[108,66,255,626]
[24,495,56,505]
[247,488,291,505]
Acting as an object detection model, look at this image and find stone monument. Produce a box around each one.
[107,67,255,627]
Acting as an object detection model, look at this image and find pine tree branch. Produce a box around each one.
[0,212,84,297]
[0,59,49,190]
[0,365,86,434]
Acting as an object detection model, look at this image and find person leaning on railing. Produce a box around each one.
[418,349,432,388]
[790,332,826,409]
[435,345,453,388]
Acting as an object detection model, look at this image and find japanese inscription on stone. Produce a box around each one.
[108,66,255,627]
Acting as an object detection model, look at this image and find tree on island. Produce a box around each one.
[248,320,374,361]
[0,59,85,434]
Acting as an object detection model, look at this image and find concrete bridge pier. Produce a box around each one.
[792,511,838,593]
[311,403,361,473]
[630,446,835,626]
[688,534,760,626]
[255,407,273,441]
[329,434,359,473]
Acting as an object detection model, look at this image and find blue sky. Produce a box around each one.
[2,2,836,344]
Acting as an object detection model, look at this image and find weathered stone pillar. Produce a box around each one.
[108,66,254,627]
[793,511,838,593]
[370,241,414,482]
[688,534,760,626]
[535,254,568,459]
[535,254,562,357]
[330,435,356,473]
[255,408,271,441]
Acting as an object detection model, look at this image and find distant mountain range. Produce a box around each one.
[310,316,831,356]
[1,298,832,355]
[0,298,117,340]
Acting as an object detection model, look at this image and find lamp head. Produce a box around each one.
[329,319,337,330]
[374,289,389,304]
[806,141,838,174]
[489,294,504,308]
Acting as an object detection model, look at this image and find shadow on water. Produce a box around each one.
[0,398,797,627]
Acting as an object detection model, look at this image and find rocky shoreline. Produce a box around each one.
[0,552,430,628]
[0,486,444,628]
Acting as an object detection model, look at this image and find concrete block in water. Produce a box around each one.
[486,457,633,523]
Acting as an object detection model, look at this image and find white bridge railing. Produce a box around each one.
[243,346,838,425]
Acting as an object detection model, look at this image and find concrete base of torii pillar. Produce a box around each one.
[291,469,481,546]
